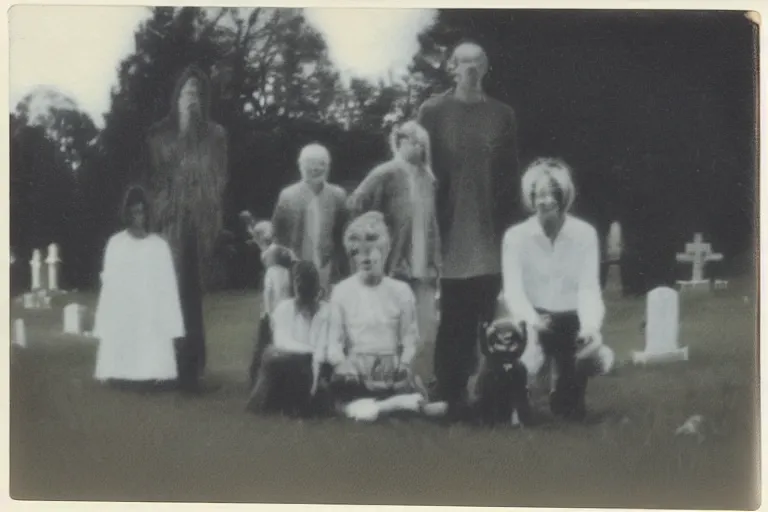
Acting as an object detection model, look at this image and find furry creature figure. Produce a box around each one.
[469,319,532,426]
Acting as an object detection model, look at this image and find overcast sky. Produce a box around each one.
[9,5,436,127]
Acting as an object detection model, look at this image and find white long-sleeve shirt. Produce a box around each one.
[502,214,605,335]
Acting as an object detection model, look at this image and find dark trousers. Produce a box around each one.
[175,231,207,392]
[248,314,273,388]
[246,350,314,417]
[537,309,590,419]
[433,274,502,405]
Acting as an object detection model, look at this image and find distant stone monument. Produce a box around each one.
[676,233,724,291]
[30,249,42,291]
[632,286,689,365]
[46,243,61,291]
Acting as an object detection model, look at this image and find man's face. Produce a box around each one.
[451,43,488,89]
[300,151,330,186]
[178,78,202,117]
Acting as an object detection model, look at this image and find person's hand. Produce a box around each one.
[310,378,318,397]
[395,362,412,383]
[575,330,603,360]
[525,314,551,333]
[576,329,600,347]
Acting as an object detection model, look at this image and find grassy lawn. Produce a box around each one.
[9,278,759,508]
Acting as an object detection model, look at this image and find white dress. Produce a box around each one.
[93,230,184,381]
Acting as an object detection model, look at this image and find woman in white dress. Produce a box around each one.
[93,185,184,387]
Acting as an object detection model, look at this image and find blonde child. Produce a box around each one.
[243,217,298,386]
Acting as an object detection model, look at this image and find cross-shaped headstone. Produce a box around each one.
[675,233,723,283]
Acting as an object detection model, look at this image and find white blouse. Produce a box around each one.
[502,214,605,335]
[270,299,339,363]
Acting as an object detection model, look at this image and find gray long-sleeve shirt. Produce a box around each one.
[417,91,520,279]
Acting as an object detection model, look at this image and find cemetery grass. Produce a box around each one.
[9,279,759,509]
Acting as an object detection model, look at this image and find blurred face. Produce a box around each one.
[299,150,330,186]
[178,77,202,117]
[533,177,563,225]
[397,136,424,165]
[451,43,488,89]
[352,237,387,282]
[255,228,273,250]
[129,202,146,232]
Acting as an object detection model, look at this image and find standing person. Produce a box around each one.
[417,40,521,416]
[272,143,349,294]
[93,185,184,388]
[145,65,229,395]
[503,158,611,421]
[347,120,441,347]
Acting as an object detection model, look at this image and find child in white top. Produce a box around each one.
[246,261,340,417]
[244,217,297,386]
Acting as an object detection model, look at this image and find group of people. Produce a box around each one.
[92,39,613,426]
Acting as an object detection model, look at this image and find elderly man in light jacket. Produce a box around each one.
[272,143,350,293]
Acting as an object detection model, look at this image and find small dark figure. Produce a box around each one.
[471,319,531,427]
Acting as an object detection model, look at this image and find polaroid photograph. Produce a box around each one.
[6,1,761,509]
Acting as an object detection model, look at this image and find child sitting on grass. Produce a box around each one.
[246,260,342,418]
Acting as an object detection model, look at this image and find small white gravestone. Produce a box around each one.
[46,243,61,291]
[63,303,83,335]
[632,287,689,365]
[13,318,27,348]
[676,233,723,290]
[30,249,42,290]
[22,292,36,309]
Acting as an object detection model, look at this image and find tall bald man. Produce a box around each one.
[272,143,349,292]
[417,40,521,416]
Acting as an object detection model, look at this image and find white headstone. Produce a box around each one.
[30,249,42,290]
[676,233,723,288]
[63,303,83,335]
[632,287,689,365]
[13,318,27,348]
[46,243,61,291]
[606,221,623,262]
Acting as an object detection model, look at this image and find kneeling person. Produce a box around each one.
[327,212,446,421]
[503,158,612,421]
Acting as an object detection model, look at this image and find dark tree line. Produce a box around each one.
[10,8,757,297]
